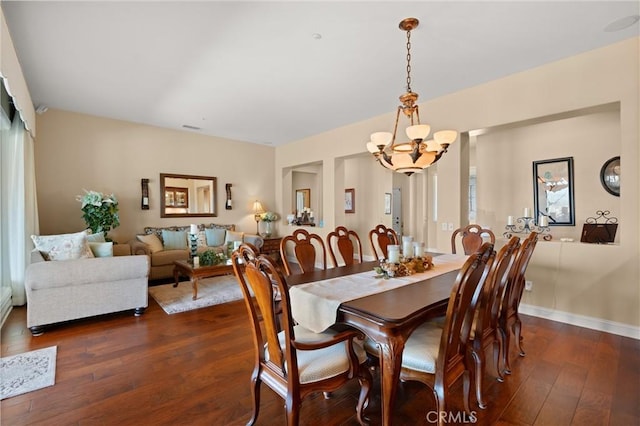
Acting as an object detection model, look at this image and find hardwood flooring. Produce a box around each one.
[1,298,638,425]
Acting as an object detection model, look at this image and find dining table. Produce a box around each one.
[285,253,468,426]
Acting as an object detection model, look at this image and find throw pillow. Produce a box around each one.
[86,232,106,243]
[196,230,207,247]
[137,233,164,253]
[89,241,113,257]
[162,230,188,250]
[225,230,245,244]
[31,230,94,261]
[205,228,226,247]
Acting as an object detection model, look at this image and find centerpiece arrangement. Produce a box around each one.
[199,249,228,266]
[77,189,120,241]
[374,255,434,279]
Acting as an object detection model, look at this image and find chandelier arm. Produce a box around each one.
[390,106,403,147]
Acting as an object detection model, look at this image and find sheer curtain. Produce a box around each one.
[1,105,38,322]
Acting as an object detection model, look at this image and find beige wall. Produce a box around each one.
[275,38,639,329]
[34,109,275,242]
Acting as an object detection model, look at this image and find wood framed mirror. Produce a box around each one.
[160,173,217,218]
[295,188,310,215]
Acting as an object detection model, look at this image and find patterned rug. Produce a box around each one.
[149,275,244,314]
[1,346,57,400]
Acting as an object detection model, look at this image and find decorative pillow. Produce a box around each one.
[196,230,207,247]
[137,233,164,253]
[31,230,93,261]
[89,241,113,257]
[225,230,245,244]
[205,228,227,247]
[161,230,188,250]
[86,232,106,243]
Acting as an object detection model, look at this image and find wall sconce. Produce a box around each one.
[225,183,232,210]
[141,178,149,210]
[253,200,264,234]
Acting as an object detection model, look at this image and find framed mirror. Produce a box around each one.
[295,188,310,215]
[160,173,217,218]
[532,157,575,226]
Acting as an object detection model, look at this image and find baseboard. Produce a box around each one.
[520,303,640,340]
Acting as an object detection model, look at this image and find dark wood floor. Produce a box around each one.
[1,297,638,425]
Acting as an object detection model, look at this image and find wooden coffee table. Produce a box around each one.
[173,259,234,300]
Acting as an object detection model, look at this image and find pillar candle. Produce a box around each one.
[190,224,198,235]
[402,241,413,258]
[507,216,514,226]
[413,242,424,258]
[523,208,531,218]
[387,245,400,263]
[539,215,548,227]
[193,256,200,268]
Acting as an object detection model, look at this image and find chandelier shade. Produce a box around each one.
[367,17,458,176]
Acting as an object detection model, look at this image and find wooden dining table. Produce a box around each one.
[285,257,464,426]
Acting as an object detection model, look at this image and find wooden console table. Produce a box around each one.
[261,236,282,264]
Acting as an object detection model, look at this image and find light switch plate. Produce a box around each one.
[448,223,454,231]
[441,222,447,231]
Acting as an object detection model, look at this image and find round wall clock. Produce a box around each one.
[600,156,620,196]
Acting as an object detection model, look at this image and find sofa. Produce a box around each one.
[25,242,150,336]
[130,223,263,280]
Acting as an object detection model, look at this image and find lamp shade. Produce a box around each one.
[405,124,430,141]
[371,132,393,148]
[253,200,264,214]
[366,142,380,154]
[433,130,458,145]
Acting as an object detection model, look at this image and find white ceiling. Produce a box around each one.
[2,1,638,146]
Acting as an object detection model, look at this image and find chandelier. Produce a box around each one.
[366,18,458,176]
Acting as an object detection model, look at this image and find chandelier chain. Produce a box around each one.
[406,29,412,93]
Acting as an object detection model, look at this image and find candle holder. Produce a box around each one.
[189,234,198,259]
[504,216,552,241]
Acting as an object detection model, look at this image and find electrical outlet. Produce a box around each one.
[448,223,454,231]
[441,222,447,231]
[525,280,533,291]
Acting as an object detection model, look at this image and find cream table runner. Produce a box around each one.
[289,253,468,333]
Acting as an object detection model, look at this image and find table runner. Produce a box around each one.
[289,253,468,333]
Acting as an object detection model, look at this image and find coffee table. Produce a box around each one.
[173,259,234,300]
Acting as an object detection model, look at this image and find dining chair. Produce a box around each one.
[231,244,372,426]
[279,229,327,275]
[498,231,539,376]
[469,236,520,409]
[326,226,363,267]
[451,224,496,255]
[368,224,399,260]
[367,242,493,426]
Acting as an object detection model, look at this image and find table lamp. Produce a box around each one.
[253,200,264,234]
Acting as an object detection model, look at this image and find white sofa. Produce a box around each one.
[25,248,150,336]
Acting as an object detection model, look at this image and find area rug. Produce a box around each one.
[149,275,244,314]
[1,346,57,400]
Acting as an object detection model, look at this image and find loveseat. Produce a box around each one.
[25,242,150,336]
[130,223,263,280]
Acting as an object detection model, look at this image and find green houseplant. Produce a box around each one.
[77,190,120,241]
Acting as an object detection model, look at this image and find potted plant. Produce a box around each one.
[77,190,120,241]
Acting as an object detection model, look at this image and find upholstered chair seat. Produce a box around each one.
[274,325,368,384]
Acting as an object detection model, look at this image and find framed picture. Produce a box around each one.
[345,188,355,213]
[532,157,575,226]
[384,193,392,215]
